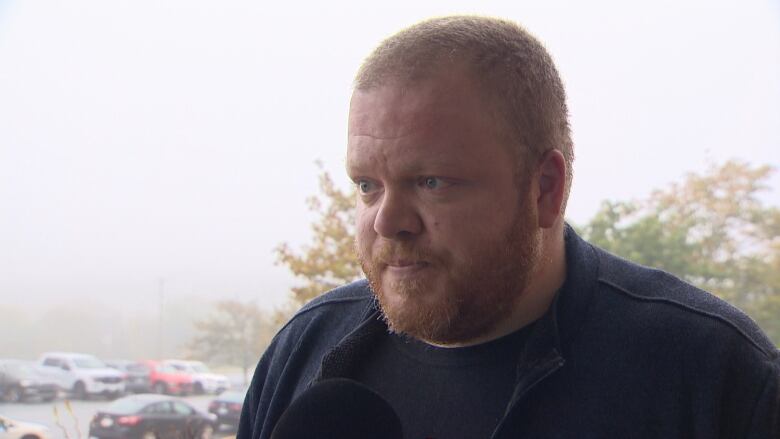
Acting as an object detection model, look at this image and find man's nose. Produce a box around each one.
[373,189,423,239]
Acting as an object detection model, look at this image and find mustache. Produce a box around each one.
[372,242,434,265]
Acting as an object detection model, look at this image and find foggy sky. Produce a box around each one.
[1,0,778,315]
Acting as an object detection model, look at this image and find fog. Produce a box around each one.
[1,0,778,359]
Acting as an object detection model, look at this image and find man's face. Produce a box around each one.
[347,69,542,345]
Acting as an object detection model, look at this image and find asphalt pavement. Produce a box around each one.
[0,394,237,439]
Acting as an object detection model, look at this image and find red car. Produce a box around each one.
[139,360,193,396]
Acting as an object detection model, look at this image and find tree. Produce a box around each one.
[188,300,274,385]
[581,160,780,344]
[275,169,363,306]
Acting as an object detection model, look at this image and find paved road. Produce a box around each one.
[0,394,238,439]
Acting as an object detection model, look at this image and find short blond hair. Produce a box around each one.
[355,16,574,209]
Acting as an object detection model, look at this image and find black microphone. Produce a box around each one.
[270,378,403,439]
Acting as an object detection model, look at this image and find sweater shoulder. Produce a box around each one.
[297,279,373,311]
[593,245,778,360]
[273,279,374,341]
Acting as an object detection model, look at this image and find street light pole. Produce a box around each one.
[157,278,165,359]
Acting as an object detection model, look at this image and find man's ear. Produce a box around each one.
[535,149,567,229]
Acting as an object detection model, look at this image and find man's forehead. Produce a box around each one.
[347,74,490,139]
[346,131,460,162]
[348,84,435,137]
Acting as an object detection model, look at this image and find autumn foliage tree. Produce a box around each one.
[582,160,780,344]
[275,170,362,306]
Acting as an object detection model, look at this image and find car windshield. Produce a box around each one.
[191,363,209,373]
[104,398,148,415]
[127,364,150,373]
[73,356,107,369]
[158,364,179,374]
[168,363,189,372]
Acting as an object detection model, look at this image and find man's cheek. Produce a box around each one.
[354,213,375,246]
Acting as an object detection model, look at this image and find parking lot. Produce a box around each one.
[1,394,238,439]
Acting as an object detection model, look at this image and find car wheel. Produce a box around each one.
[153,382,167,395]
[198,424,214,439]
[73,381,88,400]
[4,386,23,403]
[194,382,204,394]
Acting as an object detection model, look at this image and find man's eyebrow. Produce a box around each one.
[345,160,373,179]
[345,156,370,171]
[347,159,467,180]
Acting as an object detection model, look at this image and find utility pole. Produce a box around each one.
[157,278,165,359]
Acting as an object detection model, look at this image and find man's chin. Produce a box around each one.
[377,284,430,318]
[374,282,461,342]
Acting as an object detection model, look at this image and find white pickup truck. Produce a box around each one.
[37,352,125,400]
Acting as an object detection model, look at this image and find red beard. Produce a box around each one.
[358,206,541,345]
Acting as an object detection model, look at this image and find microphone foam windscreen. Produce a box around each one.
[270,378,402,439]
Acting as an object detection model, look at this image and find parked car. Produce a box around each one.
[163,360,228,395]
[0,414,51,439]
[106,360,152,394]
[37,352,124,400]
[0,359,58,403]
[207,388,245,431]
[88,394,216,439]
[139,360,192,396]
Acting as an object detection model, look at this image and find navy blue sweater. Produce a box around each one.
[239,228,780,438]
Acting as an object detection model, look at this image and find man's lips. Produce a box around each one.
[383,261,429,275]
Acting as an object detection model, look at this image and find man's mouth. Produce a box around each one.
[383,260,429,275]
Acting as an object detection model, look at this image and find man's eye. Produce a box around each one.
[357,180,375,193]
[422,177,443,189]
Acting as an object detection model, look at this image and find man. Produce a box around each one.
[238,16,779,438]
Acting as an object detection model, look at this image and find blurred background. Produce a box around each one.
[1,0,778,367]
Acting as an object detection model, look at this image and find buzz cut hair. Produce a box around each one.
[354,15,574,209]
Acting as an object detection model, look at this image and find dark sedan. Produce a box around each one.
[207,389,245,430]
[0,359,59,402]
[88,394,216,439]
